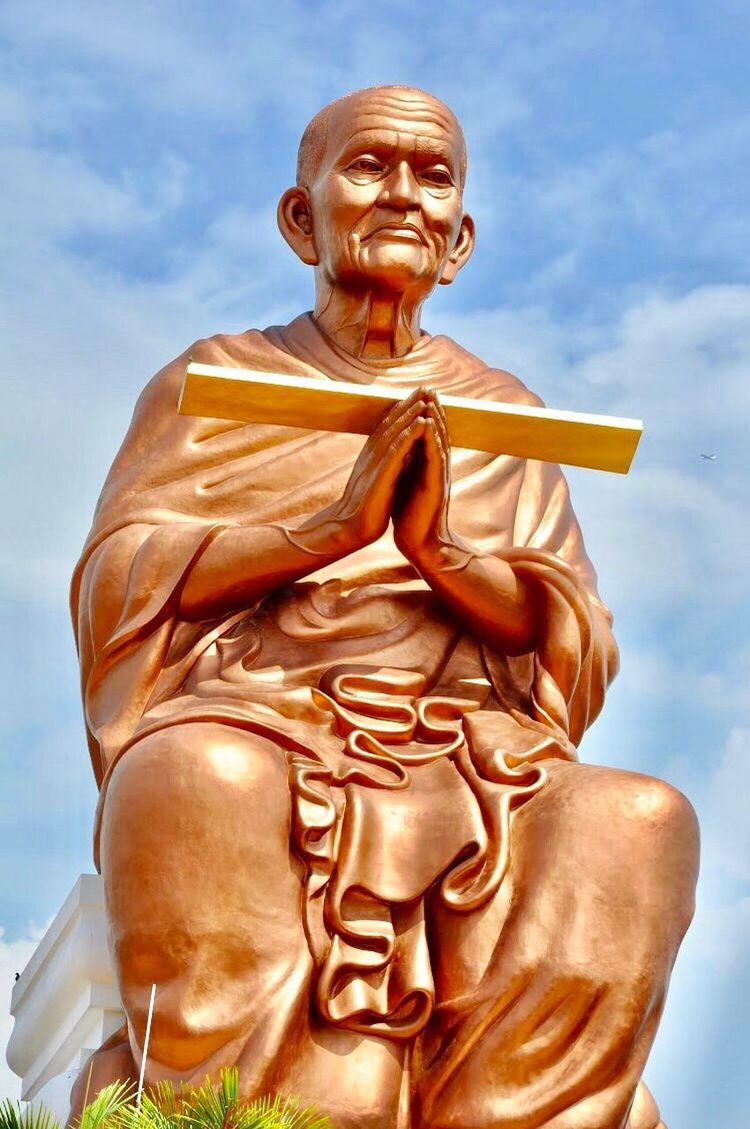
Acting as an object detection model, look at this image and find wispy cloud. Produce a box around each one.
[702,728,750,882]
[1,2,748,1123]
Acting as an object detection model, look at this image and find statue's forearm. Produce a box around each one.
[411,537,537,656]
[178,512,354,621]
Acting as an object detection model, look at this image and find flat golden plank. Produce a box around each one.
[179,362,642,474]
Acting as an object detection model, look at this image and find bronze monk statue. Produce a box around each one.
[70,86,699,1129]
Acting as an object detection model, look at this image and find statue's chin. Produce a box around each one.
[356,243,434,293]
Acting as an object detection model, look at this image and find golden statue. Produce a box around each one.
[70,86,698,1129]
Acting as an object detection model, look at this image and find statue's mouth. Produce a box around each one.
[363,223,427,246]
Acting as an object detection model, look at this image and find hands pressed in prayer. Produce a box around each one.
[327,385,536,656]
[321,384,453,558]
[180,384,534,654]
[178,386,439,621]
[319,386,431,552]
[392,388,452,563]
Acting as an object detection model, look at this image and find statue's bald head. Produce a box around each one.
[296,85,468,190]
[279,83,475,293]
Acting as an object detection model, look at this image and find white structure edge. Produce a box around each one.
[6,874,124,1118]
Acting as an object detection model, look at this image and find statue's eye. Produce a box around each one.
[348,157,384,175]
[422,167,453,187]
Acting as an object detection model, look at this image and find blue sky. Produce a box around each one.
[1,1,749,1125]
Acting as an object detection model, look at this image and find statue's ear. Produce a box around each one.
[277,187,319,266]
[439,213,475,285]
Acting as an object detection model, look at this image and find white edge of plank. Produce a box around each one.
[179,362,643,473]
[181,362,643,434]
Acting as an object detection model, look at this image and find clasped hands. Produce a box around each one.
[312,386,536,653]
[181,385,535,652]
[322,386,459,570]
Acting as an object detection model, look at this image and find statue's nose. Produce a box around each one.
[378,161,420,209]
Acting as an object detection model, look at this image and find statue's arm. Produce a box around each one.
[179,390,429,621]
[394,391,618,741]
[401,535,537,655]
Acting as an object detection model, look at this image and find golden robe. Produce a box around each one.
[72,314,645,1127]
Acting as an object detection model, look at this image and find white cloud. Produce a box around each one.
[491,111,750,277]
[573,284,750,428]
[689,893,750,973]
[440,284,750,621]
[566,290,750,623]
[0,0,371,129]
[702,728,750,883]
[693,646,750,719]
[0,6,749,1125]
[627,723,750,1125]
[656,727,750,972]
[2,145,154,241]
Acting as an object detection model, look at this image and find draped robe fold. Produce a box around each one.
[72,313,620,1093]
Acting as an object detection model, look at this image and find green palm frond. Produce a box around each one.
[177,1071,330,1129]
[248,1095,330,1129]
[178,1068,244,1129]
[77,1079,136,1129]
[113,1085,181,1129]
[0,1099,59,1129]
[149,1081,181,1122]
[0,1066,331,1129]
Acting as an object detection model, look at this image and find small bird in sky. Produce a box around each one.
[700,453,717,461]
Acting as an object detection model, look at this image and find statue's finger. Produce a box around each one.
[429,398,451,452]
[379,418,426,489]
[375,400,426,457]
[376,387,426,433]
[424,404,449,463]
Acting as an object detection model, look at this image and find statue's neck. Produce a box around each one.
[312,280,425,360]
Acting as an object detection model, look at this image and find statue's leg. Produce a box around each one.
[416,760,699,1129]
[70,722,403,1129]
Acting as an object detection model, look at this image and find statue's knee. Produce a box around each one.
[613,773,699,870]
[107,722,288,807]
[549,763,698,853]
[577,769,700,932]
[100,721,297,907]
[532,764,699,923]
[100,726,306,1073]
[621,773,696,831]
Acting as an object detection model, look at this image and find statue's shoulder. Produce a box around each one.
[135,328,271,414]
[430,333,545,409]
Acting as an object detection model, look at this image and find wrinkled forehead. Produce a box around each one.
[324,91,465,169]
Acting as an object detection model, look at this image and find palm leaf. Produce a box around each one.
[269,1098,330,1129]
[242,1095,331,1129]
[113,1086,181,1129]
[0,1100,59,1129]
[176,1071,330,1129]
[177,1082,226,1129]
[275,1103,330,1129]
[77,1080,136,1129]
[27,1065,333,1129]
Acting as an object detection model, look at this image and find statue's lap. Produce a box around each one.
[99,720,697,1100]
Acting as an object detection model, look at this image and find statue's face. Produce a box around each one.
[308,92,469,294]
